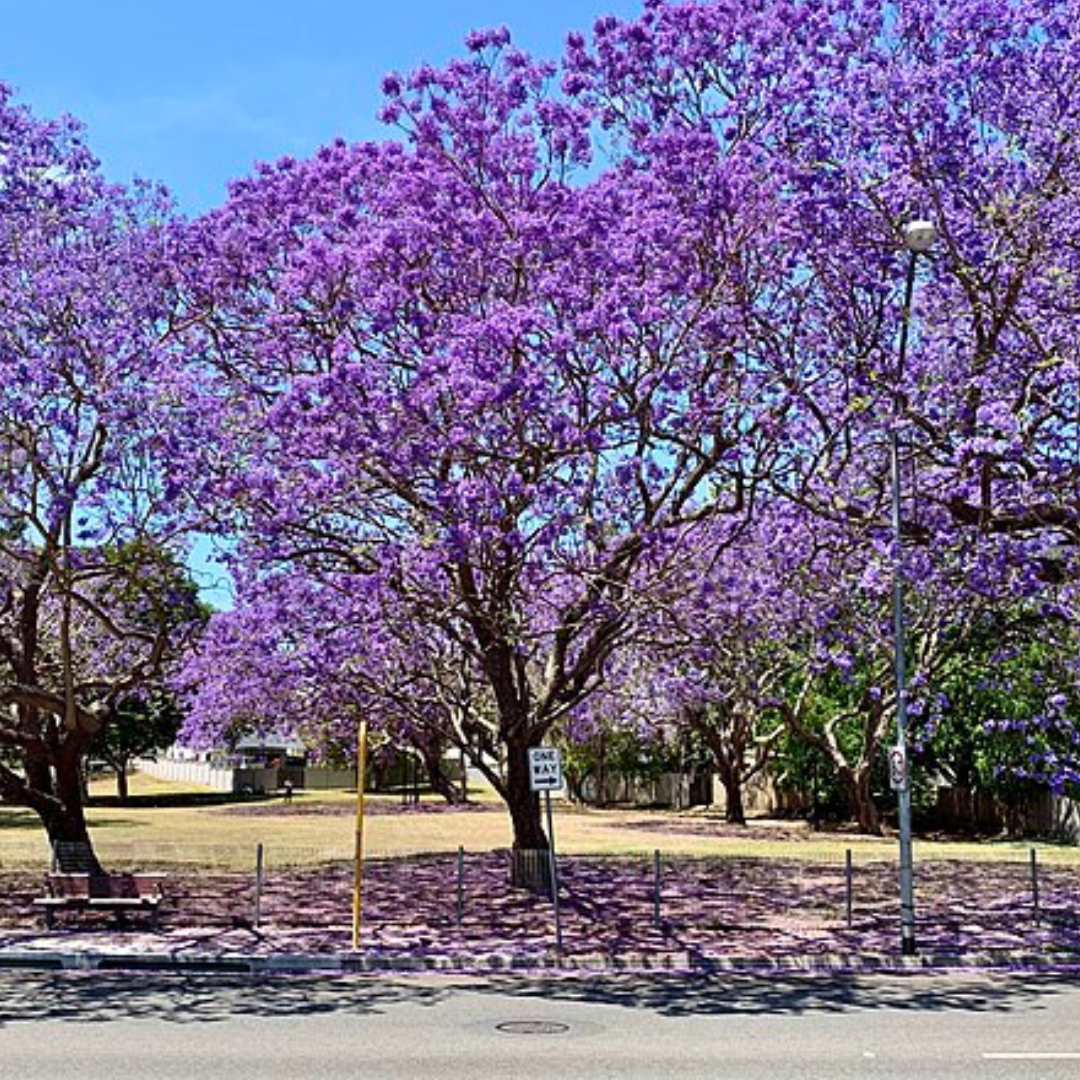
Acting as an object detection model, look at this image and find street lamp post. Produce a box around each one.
[891,219,935,956]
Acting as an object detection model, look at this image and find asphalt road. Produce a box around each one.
[2,969,1080,1079]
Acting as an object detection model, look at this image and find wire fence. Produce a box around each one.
[4,842,1079,963]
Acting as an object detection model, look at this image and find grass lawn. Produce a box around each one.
[2,768,1079,871]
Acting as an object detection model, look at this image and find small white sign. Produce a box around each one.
[888,745,908,792]
[528,747,563,792]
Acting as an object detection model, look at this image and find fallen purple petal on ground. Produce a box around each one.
[3,853,1079,968]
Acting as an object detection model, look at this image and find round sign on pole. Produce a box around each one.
[889,745,908,791]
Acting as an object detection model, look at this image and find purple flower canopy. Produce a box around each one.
[4,0,1080,855]
[169,1,1079,841]
[0,83,204,854]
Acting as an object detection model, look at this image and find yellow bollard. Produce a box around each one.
[351,720,368,951]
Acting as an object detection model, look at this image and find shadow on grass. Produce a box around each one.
[106,853,1080,963]
[3,853,1079,976]
[212,799,503,818]
[0,810,41,831]
[2,808,156,832]
[88,793,276,810]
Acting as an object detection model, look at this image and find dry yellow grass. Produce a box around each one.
[2,768,1078,870]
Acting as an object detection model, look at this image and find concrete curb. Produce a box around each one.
[1,945,1078,977]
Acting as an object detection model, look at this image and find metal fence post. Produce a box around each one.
[653,849,661,928]
[254,842,264,929]
[456,845,465,928]
[1031,847,1040,926]
[846,848,853,928]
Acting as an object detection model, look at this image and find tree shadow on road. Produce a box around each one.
[466,968,1080,1018]
[0,968,1078,1028]
[0,970,450,1027]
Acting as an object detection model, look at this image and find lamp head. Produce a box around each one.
[903,219,936,253]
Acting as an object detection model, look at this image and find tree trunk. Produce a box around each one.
[505,738,552,891]
[417,742,465,805]
[32,750,104,872]
[564,769,587,805]
[596,731,608,806]
[116,764,130,804]
[718,763,747,825]
[506,739,547,849]
[7,713,105,872]
[5,576,107,873]
[465,594,550,875]
[838,765,881,835]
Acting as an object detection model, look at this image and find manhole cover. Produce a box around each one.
[496,1021,570,1036]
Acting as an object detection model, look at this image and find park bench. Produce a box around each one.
[33,871,166,929]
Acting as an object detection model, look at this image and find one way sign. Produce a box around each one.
[528,747,563,792]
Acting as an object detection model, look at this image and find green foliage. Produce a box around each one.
[558,723,682,803]
[914,610,1080,809]
[101,539,210,634]
[90,688,183,774]
[770,731,849,820]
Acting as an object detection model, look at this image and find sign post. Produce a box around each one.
[528,747,563,954]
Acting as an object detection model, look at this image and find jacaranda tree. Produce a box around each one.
[174,0,1080,852]
[171,28,801,856]
[569,0,1080,792]
[0,86,201,866]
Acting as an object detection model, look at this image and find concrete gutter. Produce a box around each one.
[2,943,1078,977]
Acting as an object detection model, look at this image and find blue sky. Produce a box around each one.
[5,0,644,216]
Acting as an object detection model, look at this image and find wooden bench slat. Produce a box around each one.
[87,899,160,909]
[35,870,166,928]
